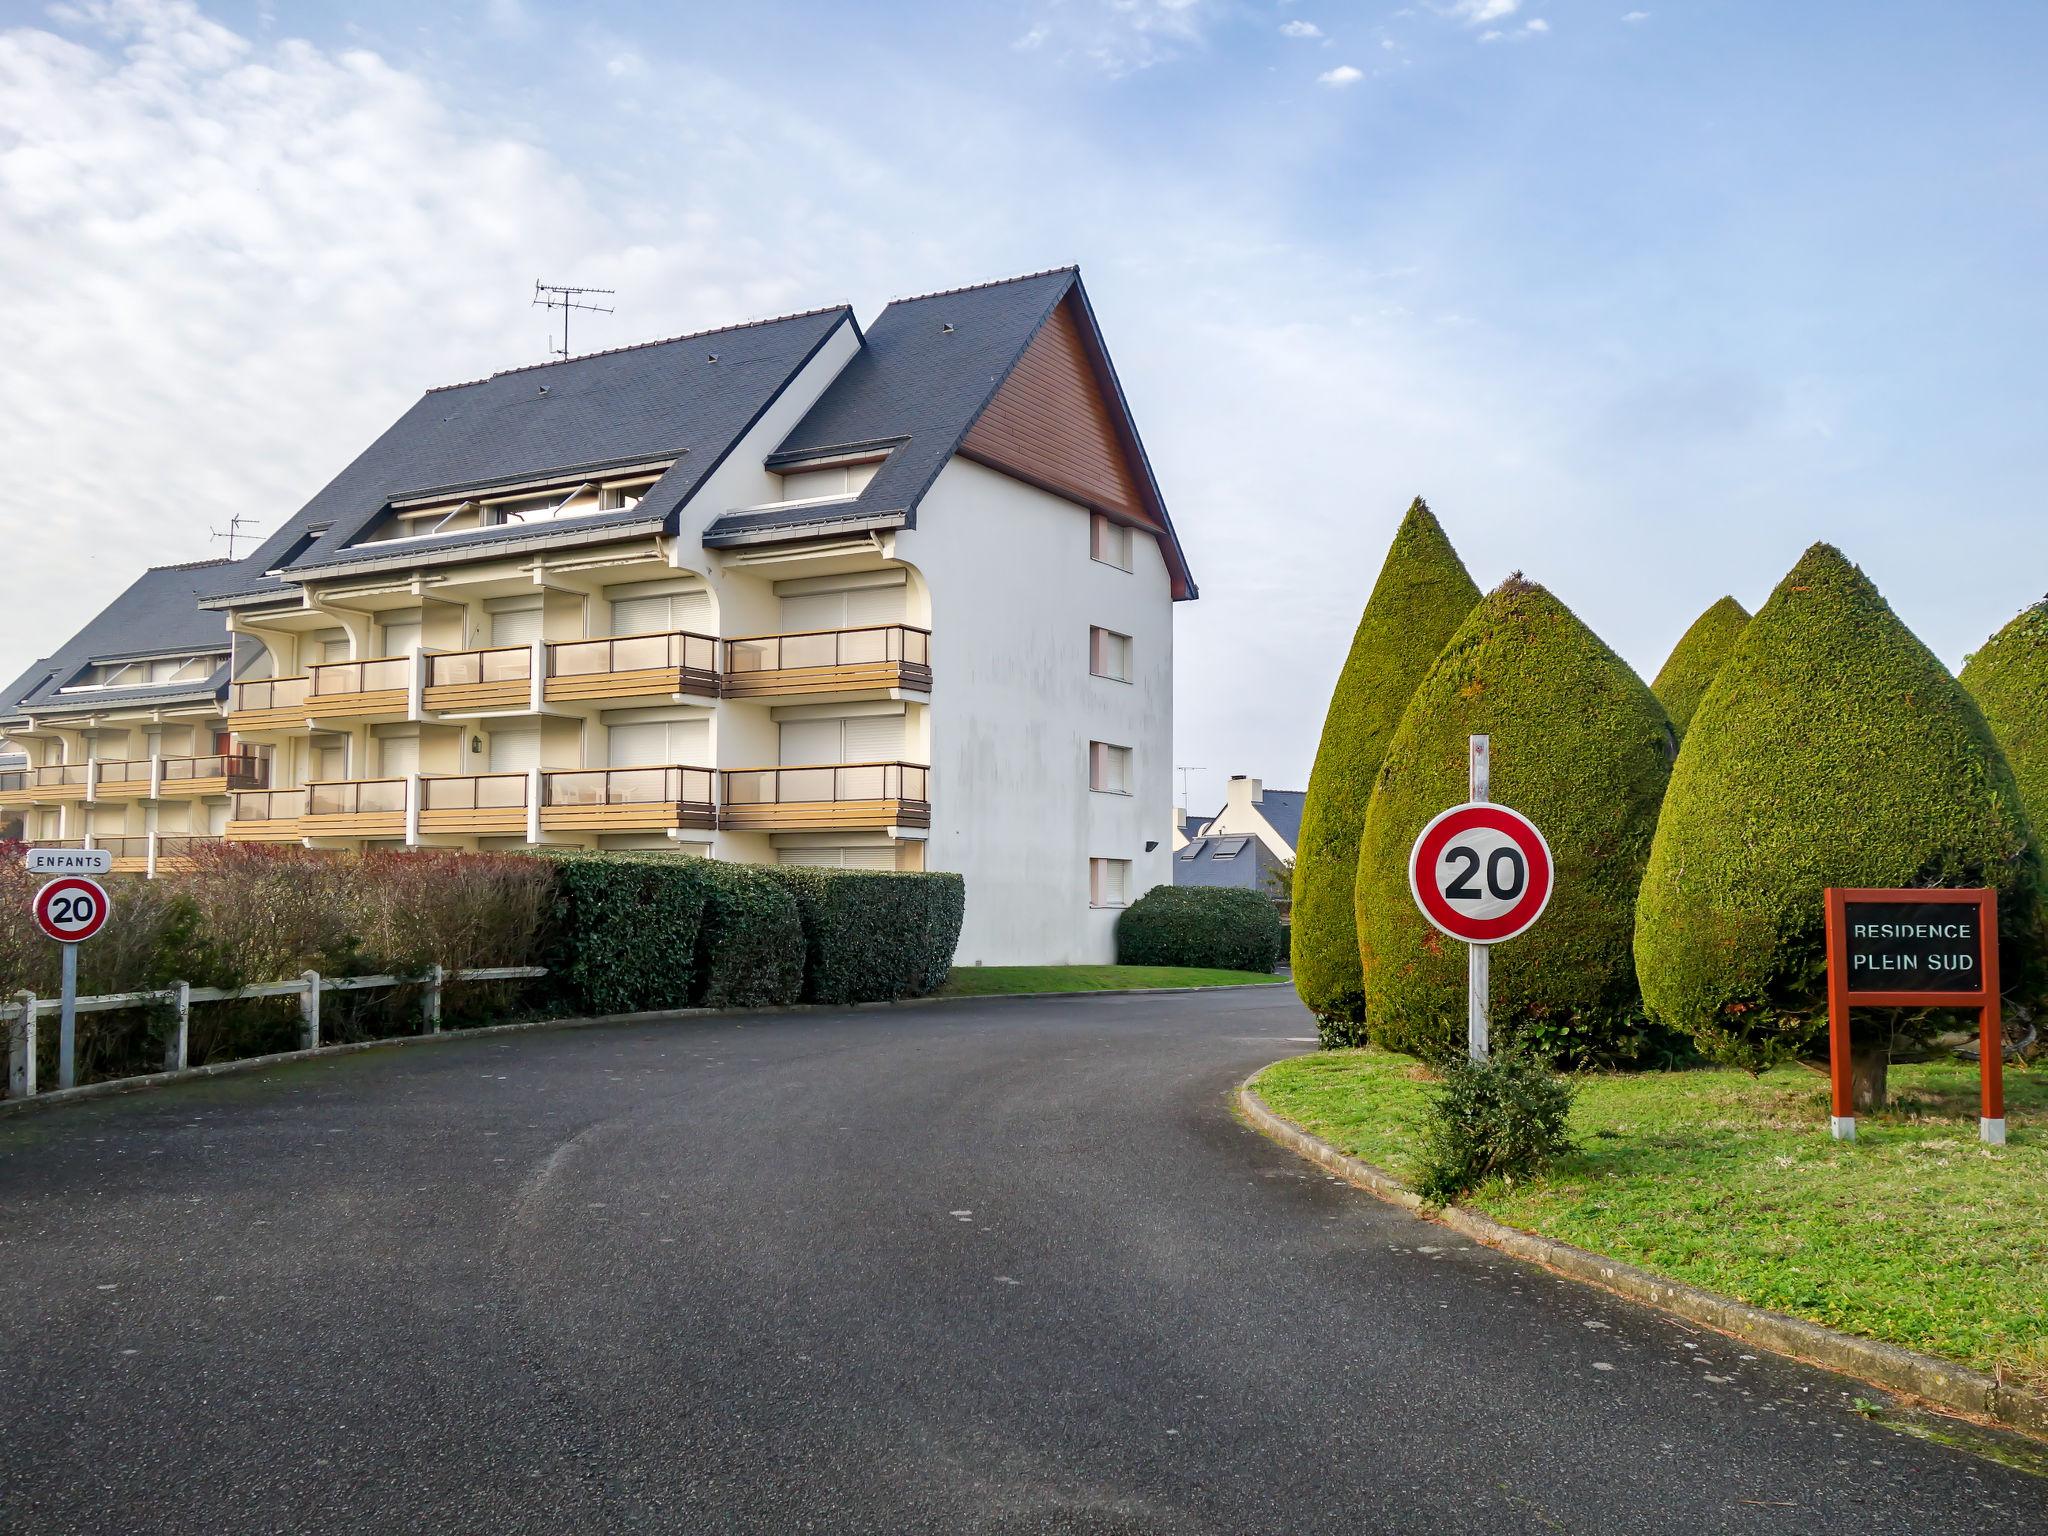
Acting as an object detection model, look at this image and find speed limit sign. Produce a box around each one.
[1408,802,1553,945]
[33,876,111,943]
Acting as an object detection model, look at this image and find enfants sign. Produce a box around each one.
[1823,888,2003,1145]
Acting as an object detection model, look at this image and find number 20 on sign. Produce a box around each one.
[31,875,112,1092]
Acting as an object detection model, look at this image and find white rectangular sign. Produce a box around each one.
[26,848,113,875]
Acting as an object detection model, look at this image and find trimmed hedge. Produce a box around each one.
[688,859,806,1009]
[1292,499,1479,1030]
[1115,885,1285,973]
[1357,576,1676,1065]
[1960,598,2048,836]
[539,852,707,1015]
[759,867,966,1005]
[1651,595,1750,739]
[1636,544,2043,1071]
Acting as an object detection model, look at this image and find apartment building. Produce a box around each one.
[0,268,1196,964]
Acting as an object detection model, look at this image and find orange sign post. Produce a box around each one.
[1823,887,2003,1145]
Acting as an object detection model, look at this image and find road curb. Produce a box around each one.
[1236,1068,2048,1442]
[0,982,1286,1120]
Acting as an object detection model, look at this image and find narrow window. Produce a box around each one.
[1089,626,1131,682]
[1091,513,1132,571]
[1089,741,1132,794]
[1090,856,1132,908]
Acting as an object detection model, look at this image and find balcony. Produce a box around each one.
[225,788,307,842]
[719,761,930,832]
[303,778,406,838]
[543,631,719,705]
[89,834,226,874]
[423,645,533,715]
[0,764,94,805]
[540,766,716,834]
[307,657,412,723]
[227,675,312,733]
[722,625,932,701]
[418,772,529,836]
[92,754,267,801]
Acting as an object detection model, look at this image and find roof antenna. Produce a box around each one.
[533,280,617,361]
[209,513,264,560]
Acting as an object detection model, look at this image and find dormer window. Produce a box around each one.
[777,458,881,505]
[59,653,222,692]
[365,468,668,545]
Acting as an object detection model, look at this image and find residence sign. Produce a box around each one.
[1840,899,1983,992]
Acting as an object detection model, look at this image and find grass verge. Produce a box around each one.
[1256,1048,2048,1391]
[941,964,1285,996]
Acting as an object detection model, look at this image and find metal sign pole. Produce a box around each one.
[58,941,78,1091]
[1468,734,1490,1063]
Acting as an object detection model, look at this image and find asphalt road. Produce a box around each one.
[0,987,2041,1535]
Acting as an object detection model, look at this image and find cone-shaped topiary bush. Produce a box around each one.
[1357,577,1676,1065]
[1960,597,2048,835]
[1636,544,2042,1099]
[1292,499,1479,1039]
[1652,595,1750,739]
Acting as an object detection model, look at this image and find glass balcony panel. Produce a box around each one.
[725,639,771,673]
[837,764,886,800]
[838,629,890,665]
[608,634,669,672]
[429,652,481,687]
[780,767,836,802]
[482,647,532,683]
[781,633,836,669]
[479,773,528,809]
[548,639,607,677]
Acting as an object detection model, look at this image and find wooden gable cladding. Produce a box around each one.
[960,294,1159,536]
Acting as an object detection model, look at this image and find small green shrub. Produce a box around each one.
[1651,595,1750,740]
[1116,886,1284,973]
[538,852,706,1015]
[760,867,966,1005]
[688,860,805,1009]
[1416,1050,1577,1203]
[1960,597,2048,836]
[1293,499,1480,1028]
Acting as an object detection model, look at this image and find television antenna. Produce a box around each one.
[533,280,616,360]
[209,513,264,560]
[1175,764,1207,809]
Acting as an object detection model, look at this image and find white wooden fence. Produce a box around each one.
[3,964,547,1099]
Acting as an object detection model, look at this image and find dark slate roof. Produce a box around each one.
[1172,834,1288,895]
[1254,790,1306,852]
[709,269,1196,601]
[3,562,233,716]
[201,306,855,603]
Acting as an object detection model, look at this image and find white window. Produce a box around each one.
[378,614,422,658]
[779,713,904,766]
[1089,742,1132,795]
[775,573,908,633]
[308,735,348,782]
[775,846,898,870]
[608,717,710,767]
[1091,513,1133,572]
[778,461,880,503]
[489,602,544,648]
[377,734,419,778]
[609,584,714,636]
[1090,626,1131,682]
[487,728,541,773]
[1090,857,1132,908]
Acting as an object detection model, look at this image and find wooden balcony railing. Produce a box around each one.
[302,778,406,838]
[545,630,720,703]
[157,835,225,860]
[32,763,92,788]
[229,675,311,712]
[232,788,308,822]
[91,754,268,798]
[307,657,412,720]
[539,766,716,832]
[719,761,930,831]
[722,625,932,699]
[0,770,25,800]
[25,838,87,851]
[423,645,533,713]
[417,772,529,835]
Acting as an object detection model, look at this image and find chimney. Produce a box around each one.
[1228,775,1263,806]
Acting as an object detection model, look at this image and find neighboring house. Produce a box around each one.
[0,750,24,842]
[1173,776,1301,913]
[0,563,248,872]
[0,267,1196,965]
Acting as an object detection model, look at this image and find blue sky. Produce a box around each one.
[3,0,2045,810]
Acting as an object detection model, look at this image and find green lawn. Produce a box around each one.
[1257,1048,2048,1390]
[940,964,1286,996]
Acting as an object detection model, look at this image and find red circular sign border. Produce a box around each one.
[33,875,111,944]
[1407,803,1553,944]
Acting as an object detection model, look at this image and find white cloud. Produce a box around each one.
[1279,19,1323,39]
[1015,0,1218,76]
[1479,30,1504,42]
[1317,63,1364,86]
[1381,37,1398,49]
[1623,10,1649,19]
[1439,0,1519,24]
[1525,18,1550,32]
